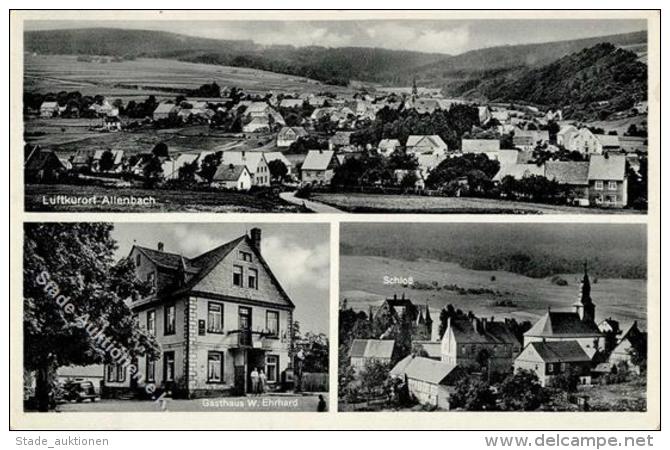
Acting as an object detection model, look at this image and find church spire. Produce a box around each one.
[412,77,418,98]
[577,261,595,324]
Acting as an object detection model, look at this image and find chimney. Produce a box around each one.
[250,228,262,252]
[157,242,164,252]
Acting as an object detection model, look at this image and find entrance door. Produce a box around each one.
[246,349,266,394]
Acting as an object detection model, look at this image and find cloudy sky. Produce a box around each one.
[112,223,330,334]
[25,19,647,54]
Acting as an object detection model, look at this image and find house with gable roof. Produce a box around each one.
[588,154,627,208]
[104,228,294,398]
[349,339,396,371]
[390,355,466,409]
[461,139,501,160]
[513,341,593,387]
[301,149,339,185]
[215,150,270,187]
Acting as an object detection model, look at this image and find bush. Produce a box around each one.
[295,184,312,199]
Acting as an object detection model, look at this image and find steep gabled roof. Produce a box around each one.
[212,164,248,182]
[397,356,462,385]
[525,311,601,338]
[462,139,500,153]
[528,341,591,363]
[588,154,626,181]
[302,150,336,171]
[545,161,590,185]
[449,317,521,347]
[349,339,395,359]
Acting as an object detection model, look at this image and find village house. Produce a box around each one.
[153,102,178,120]
[301,149,339,185]
[545,161,591,206]
[478,106,492,125]
[89,100,118,118]
[242,117,271,133]
[279,98,304,109]
[103,116,122,131]
[276,126,308,147]
[92,149,125,173]
[513,341,593,387]
[349,339,396,371]
[377,139,401,157]
[461,139,501,160]
[328,131,354,151]
[161,153,199,181]
[216,150,271,187]
[39,101,59,117]
[513,130,550,150]
[406,135,448,155]
[211,164,252,190]
[104,228,294,398]
[244,102,285,127]
[608,321,647,374]
[587,154,628,208]
[523,265,605,359]
[440,315,522,373]
[390,355,466,410]
[24,147,66,182]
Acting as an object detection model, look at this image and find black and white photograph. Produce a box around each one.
[338,223,647,412]
[22,17,649,213]
[23,222,330,412]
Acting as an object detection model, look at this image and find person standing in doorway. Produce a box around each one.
[250,367,259,396]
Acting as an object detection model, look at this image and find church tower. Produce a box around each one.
[574,262,596,324]
[412,77,418,99]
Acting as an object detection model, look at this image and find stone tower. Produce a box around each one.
[575,262,596,324]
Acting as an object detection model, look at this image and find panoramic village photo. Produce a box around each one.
[23,222,330,412]
[338,223,647,412]
[22,18,649,213]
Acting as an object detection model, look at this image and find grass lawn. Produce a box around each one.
[312,193,645,214]
[25,184,305,213]
[579,378,647,411]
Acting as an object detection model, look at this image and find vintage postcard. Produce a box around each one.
[9,9,659,431]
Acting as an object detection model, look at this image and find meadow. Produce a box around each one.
[339,255,647,328]
[312,193,643,214]
[24,54,353,99]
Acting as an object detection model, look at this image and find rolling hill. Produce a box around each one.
[24,28,646,90]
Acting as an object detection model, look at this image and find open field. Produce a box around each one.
[312,193,645,214]
[340,255,647,328]
[24,54,353,99]
[24,120,276,159]
[25,184,305,213]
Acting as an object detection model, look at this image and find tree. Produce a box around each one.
[359,359,390,402]
[399,171,419,190]
[152,142,169,158]
[143,155,164,187]
[499,369,548,411]
[23,223,160,411]
[178,160,199,183]
[98,150,116,172]
[268,159,289,182]
[198,151,223,182]
[450,379,497,411]
[552,366,581,393]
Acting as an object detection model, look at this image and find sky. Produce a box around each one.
[111,223,330,334]
[24,19,647,55]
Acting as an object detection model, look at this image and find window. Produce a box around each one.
[239,251,252,262]
[147,272,156,287]
[207,352,224,383]
[608,181,618,190]
[208,302,224,333]
[595,180,604,190]
[107,364,126,382]
[164,304,176,335]
[266,355,279,383]
[135,254,141,267]
[233,265,243,287]
[163,351,175,382]
[547,363,554,374]
[146,359,156,383]
[147,310,156,336]
[266,310,279,337]
[248,268,258,289]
